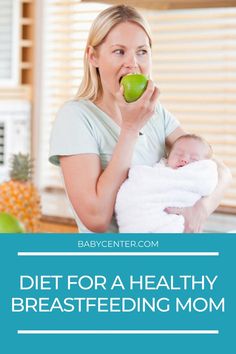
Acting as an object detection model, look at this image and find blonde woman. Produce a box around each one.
[49,5,231,233]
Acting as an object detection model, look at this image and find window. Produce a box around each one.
[37,1,236,216]
[0,0,20,86]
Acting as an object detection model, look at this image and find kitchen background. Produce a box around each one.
[0,0,236,232]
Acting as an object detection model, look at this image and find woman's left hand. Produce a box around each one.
[165,199,208,233]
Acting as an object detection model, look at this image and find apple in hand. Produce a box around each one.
[120,73,148,103]
[0,212,25,233]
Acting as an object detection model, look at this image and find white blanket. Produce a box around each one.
[115,159,218,233]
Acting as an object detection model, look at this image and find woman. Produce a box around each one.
[49,5,231,233]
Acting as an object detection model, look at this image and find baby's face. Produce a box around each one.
[167,138,208,169]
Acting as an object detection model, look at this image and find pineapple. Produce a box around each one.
[0,153,41,232]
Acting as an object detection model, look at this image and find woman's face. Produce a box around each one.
[91,21,152,99]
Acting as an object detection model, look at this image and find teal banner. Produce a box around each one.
[0,234,235,353]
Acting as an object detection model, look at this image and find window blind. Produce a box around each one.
[144,7,236,208]
[0,0,19,85]
[39,1,236,213]
[38,1,108,198]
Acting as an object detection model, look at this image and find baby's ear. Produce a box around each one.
[87,46,99,68]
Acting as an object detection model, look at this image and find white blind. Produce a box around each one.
[39,1,236,211]
[144,7,236,207]
[39,1,108,193]
[0,0,19,85]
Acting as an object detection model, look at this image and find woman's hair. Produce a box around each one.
[75,4,152,102]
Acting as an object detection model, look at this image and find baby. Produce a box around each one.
[166,134,212,169]
[115,134,218,233]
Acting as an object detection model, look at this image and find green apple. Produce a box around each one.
[0,212,25,233]
[121,73,148,102]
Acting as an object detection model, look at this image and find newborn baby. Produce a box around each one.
[115,134,218,233]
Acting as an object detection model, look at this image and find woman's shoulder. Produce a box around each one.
[154,101,172,118]
[58,99,92,115]
[55,99,97,127]
[49,99,100,166]
[154,101,180,126]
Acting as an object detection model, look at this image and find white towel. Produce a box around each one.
[115,159,218,233]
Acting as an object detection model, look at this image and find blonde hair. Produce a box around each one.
[75,5,152,102]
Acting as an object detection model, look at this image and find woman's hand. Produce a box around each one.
[165,158,232,233]
[165,199,208,233]
[116,79,159,134]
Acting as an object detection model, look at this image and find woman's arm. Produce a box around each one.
[195,158,232,222]
[186,159,232,232]
[60,81,159,233]
[165,126,186,147]
[60,128,139,233]
[165,158,232,233]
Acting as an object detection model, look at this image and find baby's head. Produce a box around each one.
[167,134,213,169]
